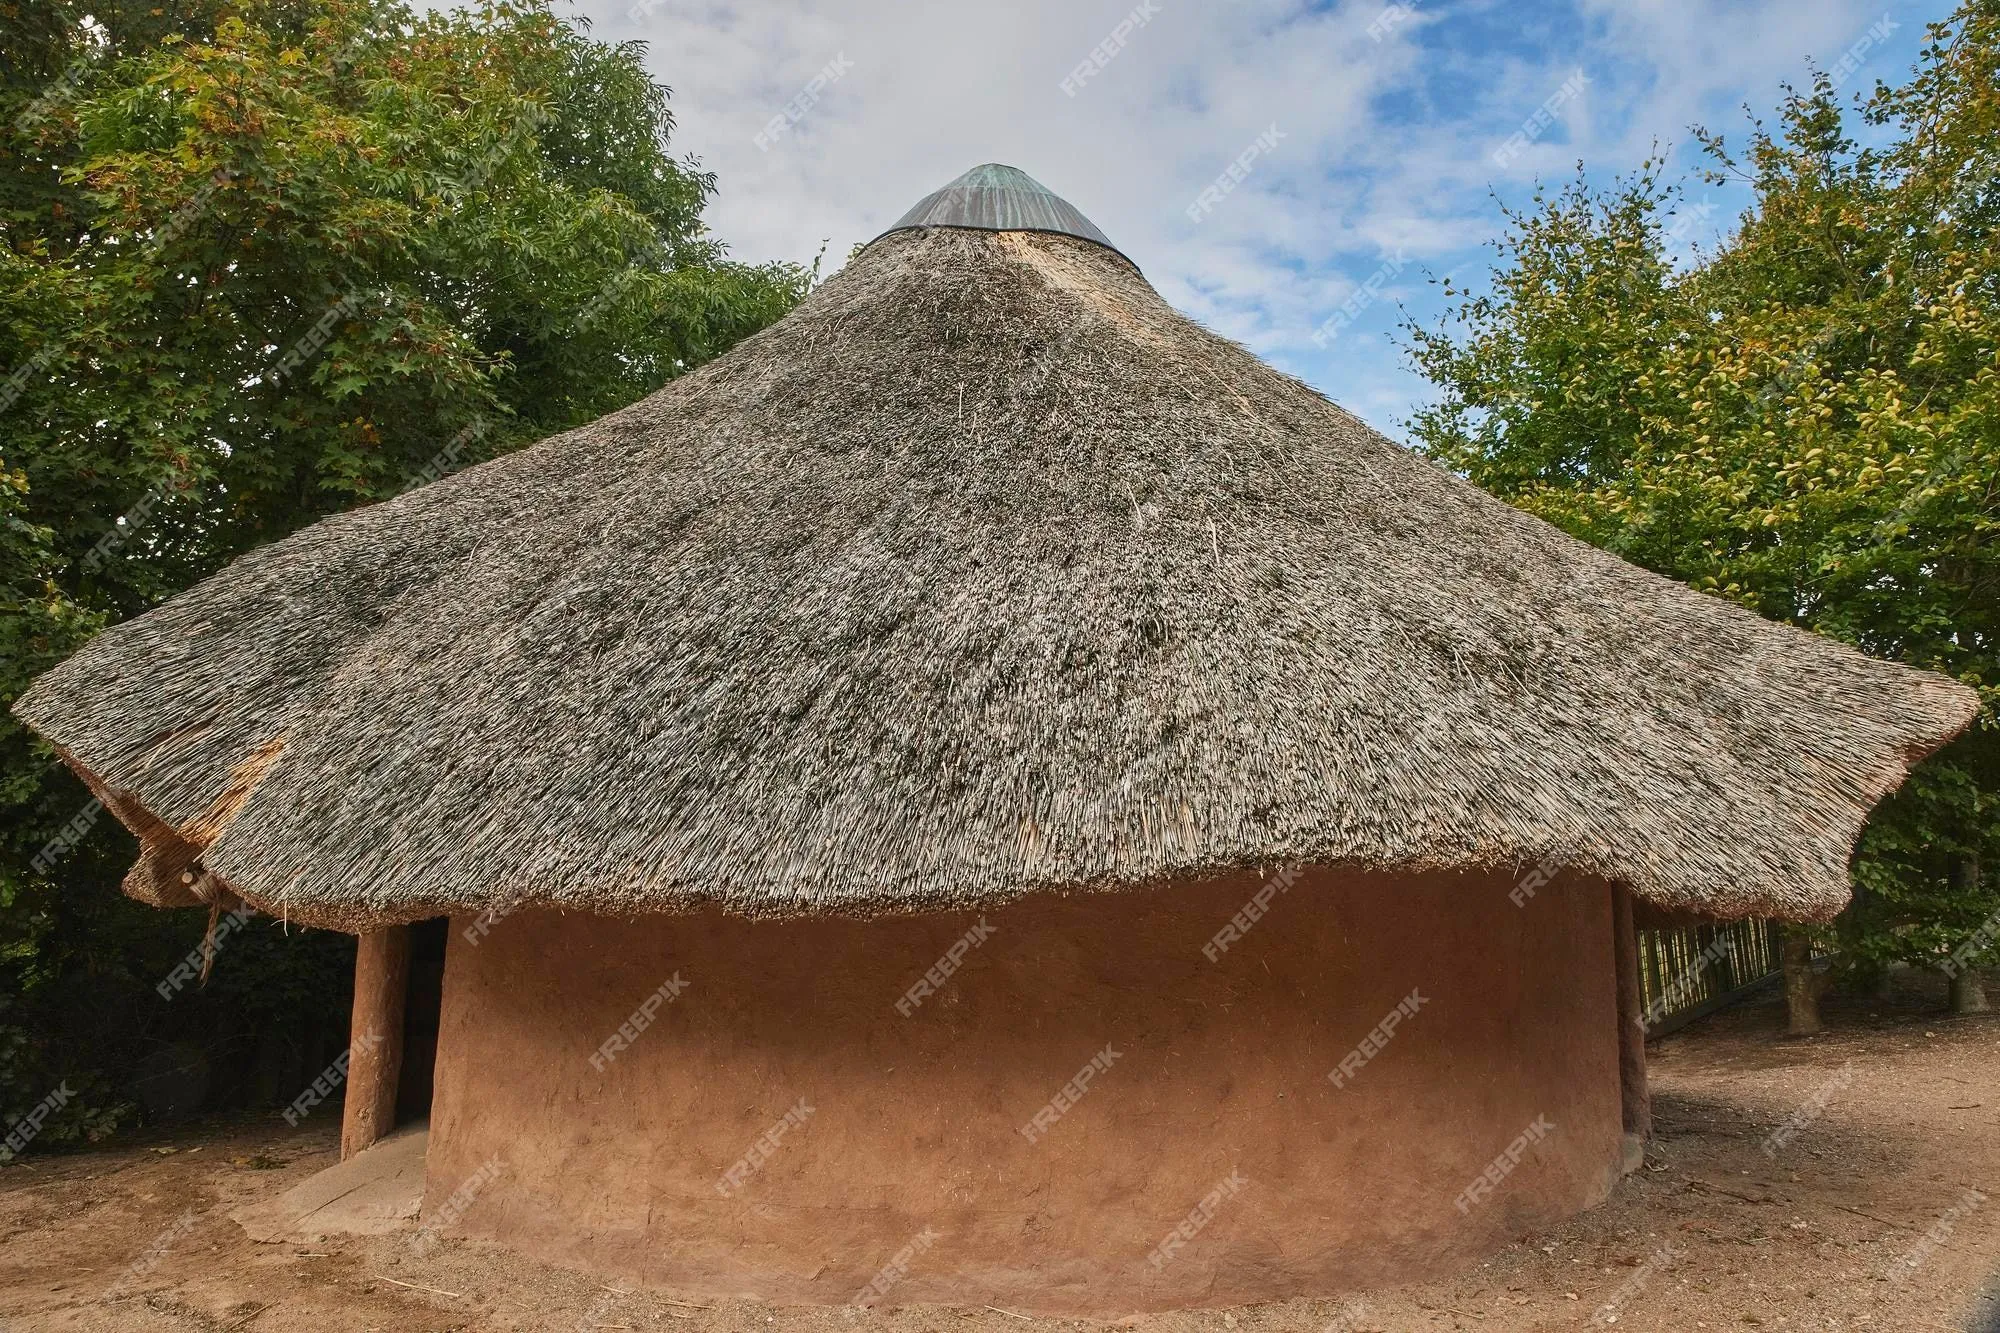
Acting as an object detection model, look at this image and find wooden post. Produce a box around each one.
[1611,887,1650,1159]
[341,925,410,1160]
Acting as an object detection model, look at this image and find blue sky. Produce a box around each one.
[569,0,1956,440]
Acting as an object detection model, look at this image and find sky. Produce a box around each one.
[569,0,1956,440]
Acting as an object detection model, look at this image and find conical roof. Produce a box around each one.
[15,170,1978,931]
[882,163,1125,260]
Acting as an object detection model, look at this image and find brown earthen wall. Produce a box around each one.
[426,867,1622,1314]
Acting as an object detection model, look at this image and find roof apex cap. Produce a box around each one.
[877,163,1130,264]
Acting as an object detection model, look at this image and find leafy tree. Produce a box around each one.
[1404,1,1999,1016]
[1,0,812,1149]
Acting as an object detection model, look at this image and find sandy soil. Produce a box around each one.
[2,969,1996,1333]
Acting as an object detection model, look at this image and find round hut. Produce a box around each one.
[15,165,1978,1315]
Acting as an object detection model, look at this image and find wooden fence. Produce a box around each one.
[1636,918,1786,1037]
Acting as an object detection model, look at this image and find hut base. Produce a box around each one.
[426,868,1626,1315]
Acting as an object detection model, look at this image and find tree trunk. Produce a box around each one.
[1783,926,1822,1036]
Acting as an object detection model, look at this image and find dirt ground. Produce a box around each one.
[3,969,1996,1333]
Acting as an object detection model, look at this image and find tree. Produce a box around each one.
[1,0,812,1148]
[1403,0,1999,1020]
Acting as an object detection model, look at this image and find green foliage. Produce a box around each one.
[1404,1,2000,981]
[1,0,810,1152]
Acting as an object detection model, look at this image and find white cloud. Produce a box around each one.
[566,0,1947,436]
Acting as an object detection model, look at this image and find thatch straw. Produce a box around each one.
[14,209,1978,930]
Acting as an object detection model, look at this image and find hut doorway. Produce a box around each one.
[395,918,448,1127]
[340,917,448,1159]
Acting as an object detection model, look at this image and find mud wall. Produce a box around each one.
[425,866,1624,1314]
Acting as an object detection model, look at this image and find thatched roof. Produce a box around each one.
[15,166,1977,931]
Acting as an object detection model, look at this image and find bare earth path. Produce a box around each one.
[3,971,1995,1332]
